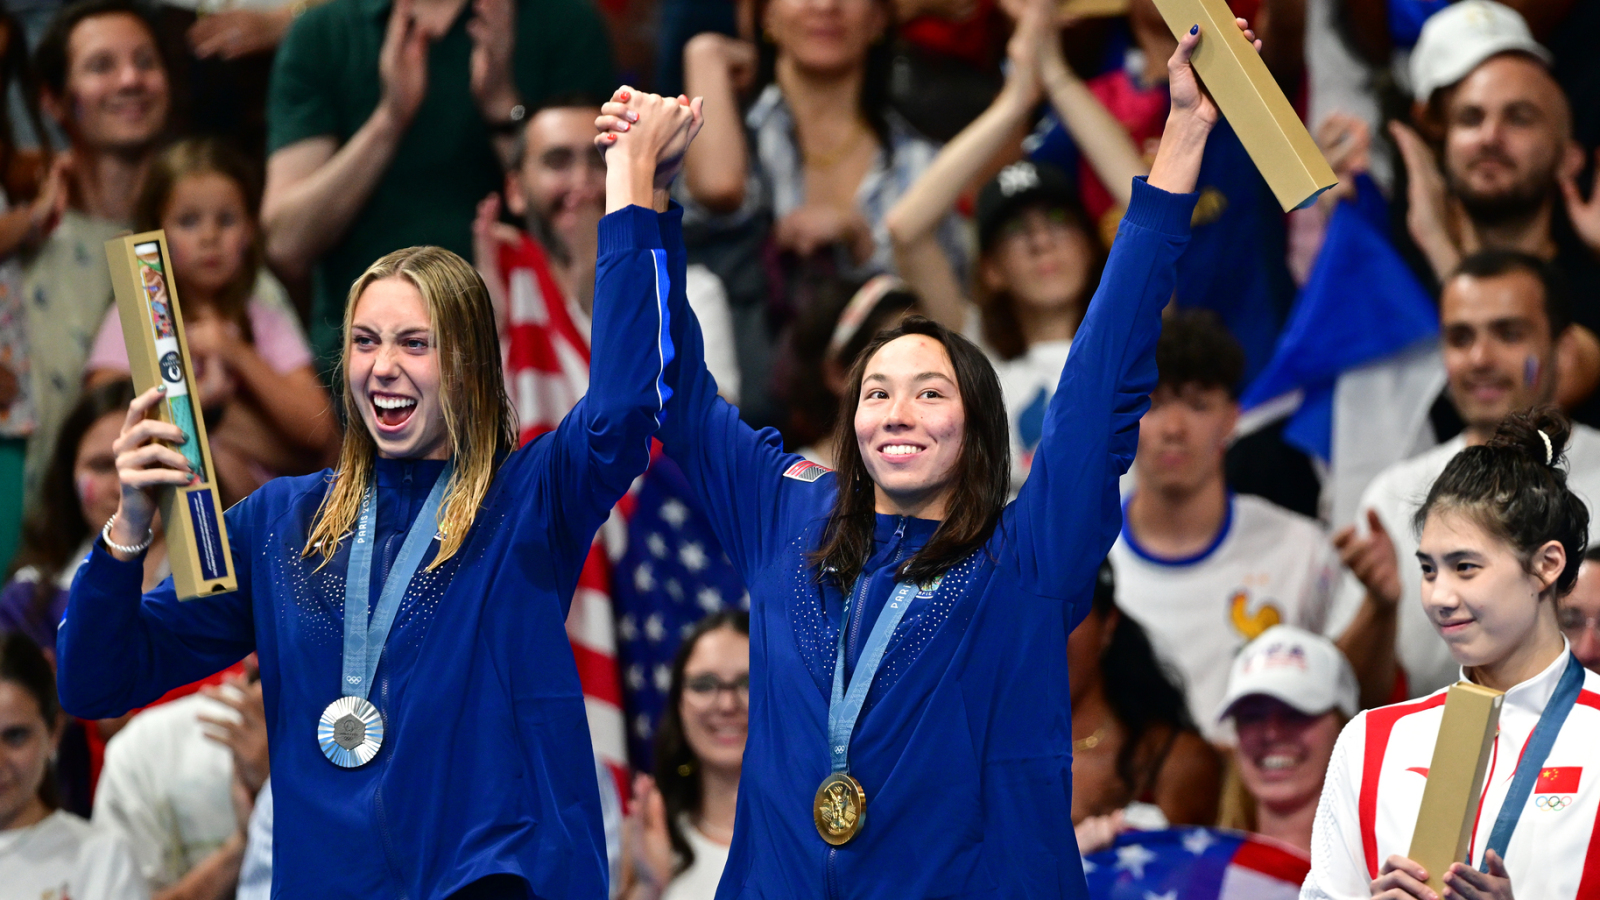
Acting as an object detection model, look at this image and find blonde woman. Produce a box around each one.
[51,97,697,900]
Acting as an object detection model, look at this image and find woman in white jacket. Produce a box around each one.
[1304,407,1600,900]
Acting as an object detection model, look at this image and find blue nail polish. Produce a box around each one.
[1189,23,1198,34]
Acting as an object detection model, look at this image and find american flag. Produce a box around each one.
[497,234,745,795]
[1083,828,1309,899]
[611,454,747,769]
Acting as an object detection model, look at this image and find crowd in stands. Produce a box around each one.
[1,0,1599,895]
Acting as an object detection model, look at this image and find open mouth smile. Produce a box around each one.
[878,443,926,461]
[372,392,418,430]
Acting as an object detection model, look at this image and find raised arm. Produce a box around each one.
[1036,18,1148,210]
[1001,24,1243,598]
[883,0,1046,329]
[261,0,426,281]
[680,34,756,213]
[596,92,823,577]
[56,386,255,718]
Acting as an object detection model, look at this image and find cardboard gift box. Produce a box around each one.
[105,231,237,600]
[1409,681,1505,892]
[1151,0,1338,211]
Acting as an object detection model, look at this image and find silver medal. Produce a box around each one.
[318,696,384,768]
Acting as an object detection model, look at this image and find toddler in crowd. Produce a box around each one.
[83,138,335,504]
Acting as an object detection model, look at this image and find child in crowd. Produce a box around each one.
[1216,625,1357,856]
[0,631,146,900]
[83,138,335,504]
[622,611,750,900]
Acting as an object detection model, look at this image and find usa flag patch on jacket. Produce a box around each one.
[783,460,832,482]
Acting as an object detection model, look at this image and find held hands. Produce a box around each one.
[1146,19,1257,194]
[188,8,294,60]
[595,88,705,209]
[1332,509,1403,609]
[1372,852,1515,900]
[199,675,270,797]
[109,386,195,556]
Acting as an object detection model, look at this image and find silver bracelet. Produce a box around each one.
[102,512,154,556]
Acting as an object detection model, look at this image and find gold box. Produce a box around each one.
[1408,682,1504,893]
[105,232,237,600]
[1150,0,1339,210]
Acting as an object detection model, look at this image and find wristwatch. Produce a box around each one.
[489,104,527,136]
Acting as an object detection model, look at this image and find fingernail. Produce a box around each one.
[619,90,630,101]
[626,110,638,122]
[1190,23,1198,34]
[619,122,629,131]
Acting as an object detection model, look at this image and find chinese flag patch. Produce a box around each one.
[1536,766,1582,793]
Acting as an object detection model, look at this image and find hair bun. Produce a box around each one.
[1485,406,1572,469]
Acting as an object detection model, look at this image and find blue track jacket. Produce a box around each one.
[629,180,1196,899]
[55,210,678,900]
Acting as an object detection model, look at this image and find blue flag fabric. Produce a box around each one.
[1083,828,1309,899]
[1240,174,1438,461]
[612,454,748,770]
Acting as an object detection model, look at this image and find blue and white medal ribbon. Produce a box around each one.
[1476,653,1584,870]
[814,574,932,844]
[318,464,452,769]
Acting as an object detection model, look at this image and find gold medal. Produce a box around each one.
[814,772,867,845]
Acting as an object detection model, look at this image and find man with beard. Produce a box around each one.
[1390,1,1600,416]
[1332,250,1600,706]
[474,96,739,441]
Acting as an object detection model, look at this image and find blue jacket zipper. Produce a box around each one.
[373,666,409,900]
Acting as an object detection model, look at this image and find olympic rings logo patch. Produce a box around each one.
[1535,794,1573,811]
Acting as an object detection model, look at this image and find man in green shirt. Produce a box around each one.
[261,0,614,371]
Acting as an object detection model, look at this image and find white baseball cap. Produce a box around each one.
[1409,0,1552,102]
[1216,625,1359,723]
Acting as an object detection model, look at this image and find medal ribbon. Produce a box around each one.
[1478,653,1584,871]
[827,576,927,773]
[341,464,452,701]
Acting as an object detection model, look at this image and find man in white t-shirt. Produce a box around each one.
[1113,312,1346,743]
[1333,251,1600,703]
[93,675,267,899]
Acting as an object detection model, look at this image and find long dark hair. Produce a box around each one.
[1093,559,1197,793]
[975,203,1103,362]
[0,632,61,810]
[651,610,751,874]
[0,3,50,180]
[8,380,137,621]
[810,316,1009,588]
[1415,406,1590,598]
[753,0,896,153]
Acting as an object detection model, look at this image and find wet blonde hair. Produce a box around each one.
[302,246,516,571]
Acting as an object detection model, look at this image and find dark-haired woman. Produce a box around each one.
[596,21,1241,896]
[623,611,750,900]
[2,380,164,653]
[1069,560,1220,842]
[0,632,146,899]
[1305,409,1600,900]
[680,0,959,277]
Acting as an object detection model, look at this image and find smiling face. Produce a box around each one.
[347,277,449,460]
[50,12,168,153]
[1442,55,1569,224]
[1231,695,1339,814]
[162,172,252,300]
[509,107,606,262]
[1440,269,1555,436]
[981,206,1094,320]
[764,0,887,77]
[0,681,54,832]
[1416,508,1562,672]
[678,626,750,776]
[853,334,966,519]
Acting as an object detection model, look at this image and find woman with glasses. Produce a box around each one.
[621,611,750,900]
